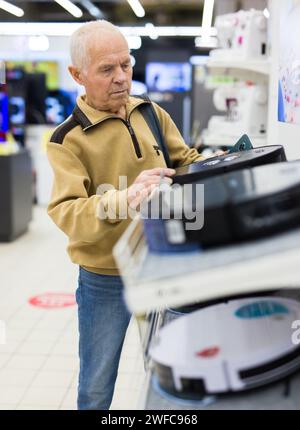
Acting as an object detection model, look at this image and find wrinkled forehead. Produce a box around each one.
[86,31,129,63]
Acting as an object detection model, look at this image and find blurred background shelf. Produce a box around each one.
[207,59,270,76]
[200,132,267,148]
[0,149,33,241]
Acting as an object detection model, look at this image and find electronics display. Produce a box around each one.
[6,62,63,125]
[143,161,300,251]
[173,146,286,185]
[130,80,147,96]
[146,62,192,93]
[5,68,26,145]
[25,73,47,124]
[0,92,9,134]
[46,89,77,125]
[6,61,59,90]
[150,290,300,400]
[9,96,25,125]
[6,68,24,82]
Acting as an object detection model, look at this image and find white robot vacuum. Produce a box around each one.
[150,294,300,400]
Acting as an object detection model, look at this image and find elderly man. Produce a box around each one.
[47,20,203,410]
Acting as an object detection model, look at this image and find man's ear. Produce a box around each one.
[68,65,83,85]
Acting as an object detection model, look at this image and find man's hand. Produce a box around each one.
[205,149,229,158]
[127,167,175,210]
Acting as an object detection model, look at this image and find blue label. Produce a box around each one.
[235,301,289,319]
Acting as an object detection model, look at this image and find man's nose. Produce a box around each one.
[114,66,127,83]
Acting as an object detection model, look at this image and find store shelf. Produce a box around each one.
[113,216,300,314]
[142,371,300,410]
[207,58,270,75]
[0,149,33,241]
[200,132,267,148]
[115,218,300,409]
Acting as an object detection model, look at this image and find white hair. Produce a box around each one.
[70,20,126,70]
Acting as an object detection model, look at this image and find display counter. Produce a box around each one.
[0,149,32,241]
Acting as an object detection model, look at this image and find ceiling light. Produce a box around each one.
[80,0,104,19]
[0,23,217,38]
[54,0,83,18]
[145,23,158,40]
[126,36,142,50]
[0,0,24,17]
[199,0,215,48]
[127,0,145,18]
[130,55,136,67]
[263,8,270,19]
[202,0,215,33]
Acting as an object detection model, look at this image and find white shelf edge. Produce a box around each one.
[207,59,270,75]
[201,135,268,148]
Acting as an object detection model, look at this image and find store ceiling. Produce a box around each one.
[0,0,207,24]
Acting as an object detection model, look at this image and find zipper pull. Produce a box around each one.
[153,145,161,156]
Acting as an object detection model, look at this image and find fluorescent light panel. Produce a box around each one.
[200,0,215,46]
[263,8,270,19]
[145,23,158,40]
[80,0,104,19]
[0,23,217,37]
[54,0,83,18]
[126,35,142,50]
[202,0,215,30]
[127,0,145,18]
[0,0,24,17]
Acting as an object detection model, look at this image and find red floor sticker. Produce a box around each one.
[29,293,76,309]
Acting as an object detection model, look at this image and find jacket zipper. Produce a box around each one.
[82,101,149,159]
[123,119,142,159]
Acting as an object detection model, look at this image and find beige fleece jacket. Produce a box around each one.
[47,95,203,275]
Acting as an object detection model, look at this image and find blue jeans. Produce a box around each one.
[76,267,131,410]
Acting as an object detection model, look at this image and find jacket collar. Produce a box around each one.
[73,94,149,131]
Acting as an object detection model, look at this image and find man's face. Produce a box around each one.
[70,32,133,113]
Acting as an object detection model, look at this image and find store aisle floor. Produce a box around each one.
[0,206,145,410]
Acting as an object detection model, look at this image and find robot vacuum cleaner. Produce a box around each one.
[142,161,300,252]
[173,145,286,185]
[150,292,300,400]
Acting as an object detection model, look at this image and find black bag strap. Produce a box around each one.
[136,94,172,168]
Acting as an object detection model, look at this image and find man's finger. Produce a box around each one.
[142,167,176,177]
